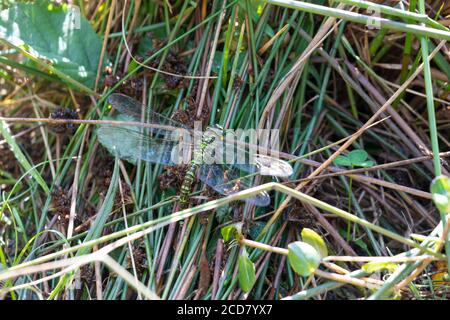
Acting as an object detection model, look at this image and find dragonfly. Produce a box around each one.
[97,93,293,207]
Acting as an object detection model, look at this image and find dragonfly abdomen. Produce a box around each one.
[179,134,215,207]
[179,161,199,207]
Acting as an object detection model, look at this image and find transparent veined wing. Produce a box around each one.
[97,94,194,165]
[97,114,193,166]
[200,127,293,177]
[253,154,293,177]
[198,164,271,207]
[108,93,190,137]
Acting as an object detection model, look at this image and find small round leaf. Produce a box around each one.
[238,249,256,293]
[287,241,321,277]
[431,175,450,214]
[333,155,351,167]
[221,223,243,242]
[348,149,368,165]
[301,228,328,259]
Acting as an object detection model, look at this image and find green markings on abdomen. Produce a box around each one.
[179,162,198,207]
[179,134,215,207]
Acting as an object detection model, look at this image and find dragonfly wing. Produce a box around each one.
[97,114,190,165]
[253,154,293,177]
[229,147,293,177]
[108,93,190,139]
[200,129,293,177]
[200,135,260,174]
[198,164,270,207]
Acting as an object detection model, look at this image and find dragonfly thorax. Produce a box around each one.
[192,130,217,164]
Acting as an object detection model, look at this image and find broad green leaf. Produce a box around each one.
[221,222,243,242]
[287,241,321,277]
[301,228,328,259]
[238,249,256,293]
[348,149,368,164]
[0,2,108,88]
[431,175,450,214]
[362,261,398,273]
[333,155,351,167]
[221,225,236,242]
